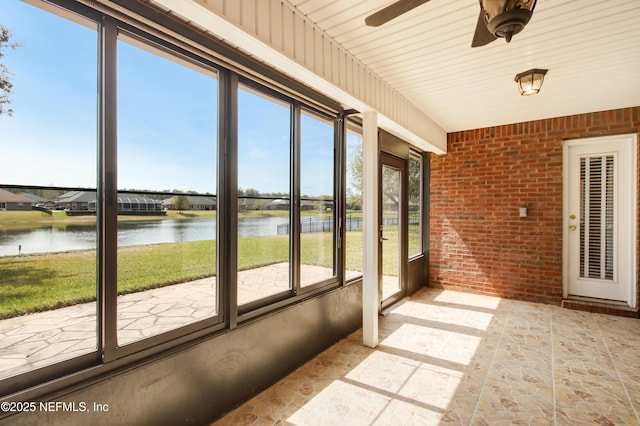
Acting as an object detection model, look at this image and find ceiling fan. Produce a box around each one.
[365,0,537,47]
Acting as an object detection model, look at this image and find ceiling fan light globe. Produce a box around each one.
[485,8,533,41]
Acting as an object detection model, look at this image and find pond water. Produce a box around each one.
[0,217,289,257]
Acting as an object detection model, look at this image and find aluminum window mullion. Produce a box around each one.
[333,114,341,279]
[336,113,346,283]
[223,70,238,330]
[100,15,119,362]
[291,103,301,294]
[423,152,431,259]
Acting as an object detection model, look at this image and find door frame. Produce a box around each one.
[379,152,408,311]
[562,133,637,307]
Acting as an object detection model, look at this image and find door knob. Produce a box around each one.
[569,225,576,231]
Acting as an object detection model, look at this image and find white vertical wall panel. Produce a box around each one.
[223,1,241,27]
[282,6,293,57]
[314,30,323,78]
[303,17,313,68]
[241,1,255,35]
[293,12,304,63]
[186,0,446,153]
[272,1,283,51]
[256,0,270,44]
[362,111,379,348]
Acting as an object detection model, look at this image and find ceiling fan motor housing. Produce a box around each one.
[485,7,533,42]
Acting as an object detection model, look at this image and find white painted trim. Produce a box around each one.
[563,133,637,308]
[562,140,570,299]
[362,112,379,348]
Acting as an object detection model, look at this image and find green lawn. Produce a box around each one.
[0,209,418,318]
[0,240,216,319]
[0,232,372,319]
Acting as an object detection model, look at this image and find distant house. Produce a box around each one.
[117,194,164,212]
[266,198,316,211]
[56,191,163,212]
[301,200,318,211]
[162,195,216,211]
[239,197,258,210]
[56,191,97,211]
[0,188,33,211]
[268,198,290,210]
[21,193,45,204]
[21,193,55,208]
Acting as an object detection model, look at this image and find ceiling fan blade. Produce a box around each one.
[365,0,431,27]
[471,10,497,47]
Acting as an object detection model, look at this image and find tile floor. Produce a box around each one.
[214,288,640,425]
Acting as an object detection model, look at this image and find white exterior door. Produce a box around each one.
[563,134,637,306]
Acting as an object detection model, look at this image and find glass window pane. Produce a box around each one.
[382,165,402,300]
[237,85,291,305]
[117,35,218,345]
[408,153,422,258]
[0,1,98,378]
[300,110,335,287]
[345,125,363,280]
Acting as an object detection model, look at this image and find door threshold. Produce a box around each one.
[566,295,629,306]
[380,297,408,316]
[562,297,638,318]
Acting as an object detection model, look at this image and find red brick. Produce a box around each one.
[430,107,640,307]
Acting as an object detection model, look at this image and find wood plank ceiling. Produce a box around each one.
[285,0,640,132]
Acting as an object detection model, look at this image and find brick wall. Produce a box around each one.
[430,107,640,306]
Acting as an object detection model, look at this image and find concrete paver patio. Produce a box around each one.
[0,263,359,379]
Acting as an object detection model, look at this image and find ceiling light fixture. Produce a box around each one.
[515,68,547,96]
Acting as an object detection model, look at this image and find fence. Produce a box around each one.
[276,212,418,235]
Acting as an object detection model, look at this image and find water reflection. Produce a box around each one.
[238,216,289,238]
[0,216,289,257]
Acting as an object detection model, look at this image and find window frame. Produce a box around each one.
[104,21,226,362]
[235,78,343,319]
[0,0,347,399]
[408,150,424,260]
[0,0,104,396]
[297,105,340,290]
[343,119,364,283]
[235,79,296,314]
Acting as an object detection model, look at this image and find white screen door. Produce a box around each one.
[564,134,637,306]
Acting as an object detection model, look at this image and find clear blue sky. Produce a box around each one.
[1,0,342,197]
[1,1,98,190]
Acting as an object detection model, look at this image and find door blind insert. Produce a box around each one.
[580,155,615,280]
